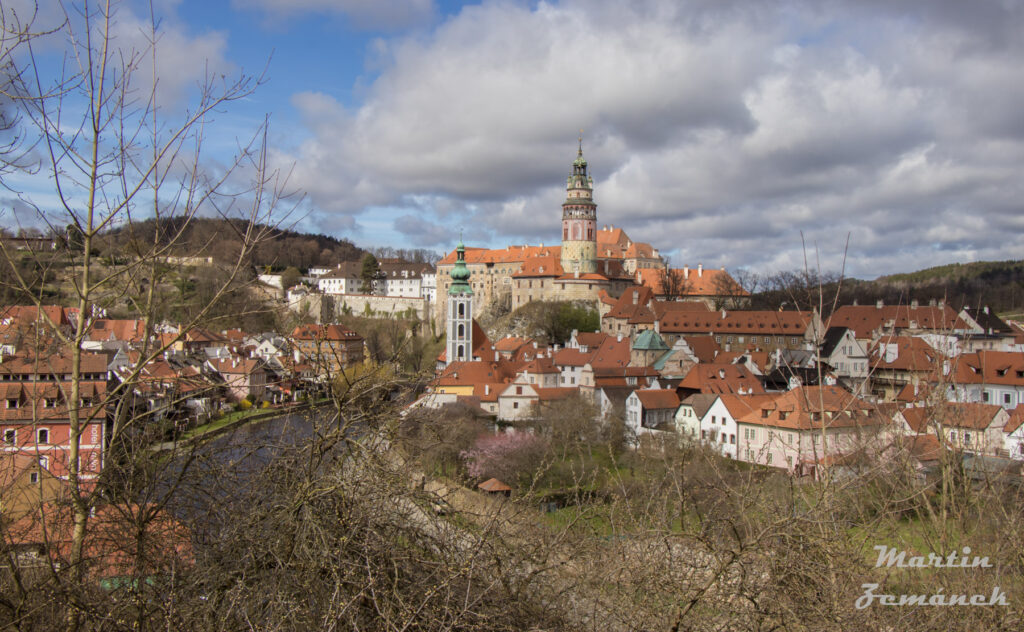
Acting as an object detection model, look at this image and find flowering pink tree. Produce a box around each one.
[460,431,548,485]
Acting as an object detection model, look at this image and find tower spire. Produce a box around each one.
[578,129,583,156]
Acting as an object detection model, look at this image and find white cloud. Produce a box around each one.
[277,0,1024,278]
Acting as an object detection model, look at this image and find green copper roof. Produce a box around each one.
[448,241,473,296]
[633,329,669,351]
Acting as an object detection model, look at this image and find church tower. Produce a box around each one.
[560,137,598,274]
[446,239,473,366]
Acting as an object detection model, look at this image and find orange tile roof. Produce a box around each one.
[514,256,564,278]
[737,386,881,430]
[635,268,748,297]
[1005,406,1024,435]
[869,336,940,372]
[677,363,765,395]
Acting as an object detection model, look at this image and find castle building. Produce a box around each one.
[445,240,474,366]
[435,142,658,322]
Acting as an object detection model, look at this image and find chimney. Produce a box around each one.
[929,299,936,307]
[574,270,580,278]
[632,291,638,305]
[911,299,918,308]
[683,266,689,280]
[721,309,727,318]
[698,264,703,278]
[876,300,884,308]
[984,306,990,315]
[617,334,623,342]
[485,384,490,395]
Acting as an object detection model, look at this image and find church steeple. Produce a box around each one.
[560,136,598,274]
[446,237,473,365]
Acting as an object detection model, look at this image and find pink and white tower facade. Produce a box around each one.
[560,138,598,274]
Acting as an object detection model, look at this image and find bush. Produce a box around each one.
[237,399,253,411]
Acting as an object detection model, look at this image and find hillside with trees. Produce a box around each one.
[741,260,1024,317]
[97,217,367,271]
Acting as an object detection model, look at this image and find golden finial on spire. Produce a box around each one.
[578,129,583,155]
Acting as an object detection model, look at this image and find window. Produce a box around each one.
[714,336,721,343]
[964,432,971,445]
[764,337,770,344]
[513,402,519,409]
[37,428,49,444]
[730,434,735,445]
[30,472,39,484]
[1005,393,1012,405]
[983,391,990,402]
[516,386,523,395]
[5,399,17,409]
[3,429,14,444]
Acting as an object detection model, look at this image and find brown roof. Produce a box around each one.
[681,336,723,363]
[635,389,680,410]
[828,304,972,339]
[659,310,813,336]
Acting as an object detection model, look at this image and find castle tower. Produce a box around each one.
[560,137,598,274]
[446,239,473,366]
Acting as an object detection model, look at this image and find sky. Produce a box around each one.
[3,0,1024,280]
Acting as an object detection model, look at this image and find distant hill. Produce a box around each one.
[747,259,1024,317]
[99,217,366,271]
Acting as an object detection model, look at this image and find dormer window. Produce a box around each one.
[6,399,18,409]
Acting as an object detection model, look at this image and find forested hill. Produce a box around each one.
[99,218,366,270]
[748,260,1024,317]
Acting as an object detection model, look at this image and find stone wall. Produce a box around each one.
[335,294,433,321]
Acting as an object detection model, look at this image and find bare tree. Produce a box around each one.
[0,1,295,627]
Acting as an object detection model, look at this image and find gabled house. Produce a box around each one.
[1005,407,1024,460]
[819,326,869,392]
[734,386,887,477]
[624,388,680,438]
[700,394,776,460]
[675,393,718,441]
[207,357,267,403]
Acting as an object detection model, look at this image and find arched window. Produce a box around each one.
[458,303,465,318]
[563,227,568,240]
[457,324,465,338]
[457,344,465,358]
